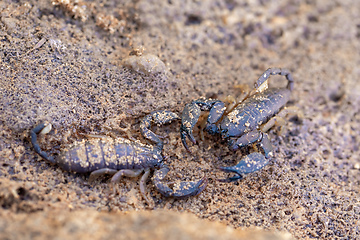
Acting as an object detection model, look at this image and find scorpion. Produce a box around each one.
[180,68,296,182]
[31,110,207,206]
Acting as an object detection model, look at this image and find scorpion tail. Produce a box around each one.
[218,152,270,182]
[255,68,294,93]
[30,122,56,164]
[153,166,208,198]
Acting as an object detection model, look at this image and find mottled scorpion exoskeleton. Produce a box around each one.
[31,110,207,205]
[180,68,297,182]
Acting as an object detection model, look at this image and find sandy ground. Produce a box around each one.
[1,0,359,239]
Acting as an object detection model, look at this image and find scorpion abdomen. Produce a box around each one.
[56,138,162,173]
[221,88,291,138]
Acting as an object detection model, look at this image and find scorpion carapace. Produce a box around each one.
[31,110,207,206]
[180,68,297,182]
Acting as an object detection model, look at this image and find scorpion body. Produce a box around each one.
[31,110,207,205]
[180,68,296,182]
[35,136,162,174]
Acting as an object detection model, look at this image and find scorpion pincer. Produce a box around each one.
[180,68,297,182]
[31,110,207,205]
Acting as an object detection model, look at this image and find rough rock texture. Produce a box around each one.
[0,0,359,239]
[0,203,293,240]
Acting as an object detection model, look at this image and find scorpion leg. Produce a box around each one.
[110,169,152,204]
[139,168,152,206]
[180,98,225,151]
[260,106,300,132]
[110,169,143,183]
[90,168,153,205]
[258,133,274,159]
[140,110,180,150]
[97,168,153,206]
[153,165,208,198]
[88,168,119,182]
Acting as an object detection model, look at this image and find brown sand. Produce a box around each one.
[1,0,359,239]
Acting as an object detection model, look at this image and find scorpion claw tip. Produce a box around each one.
[189,135,197,144]
[217,166,244,182]
[217,176,243,183]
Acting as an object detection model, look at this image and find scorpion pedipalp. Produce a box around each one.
[180,98,225,152]
[218,152,269,182]
[141,110,180,150]
[153,165,208,198]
